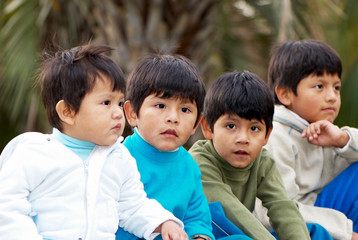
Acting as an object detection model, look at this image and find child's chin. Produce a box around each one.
[156,144,178,152]
[98,138,118,146]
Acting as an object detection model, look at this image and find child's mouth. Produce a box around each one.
[235,150,248,156]
[323,107,335,113]
[161,129,178,137]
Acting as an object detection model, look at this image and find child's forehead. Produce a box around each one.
[305,72,341,80]
[94,74,125,91]
[154,92,196,104]
[297,72,341,88]
[223,113,265,123]
[89,81,125,95]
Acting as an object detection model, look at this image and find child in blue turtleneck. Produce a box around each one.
[116,54,214,240]
[116,54,252,240]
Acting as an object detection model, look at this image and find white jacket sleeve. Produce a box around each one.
[338,127,358,161]
[259,122,354,240]
[0,133,26,171]
[0,137,43,240]
[297,202,353,240]
[115,145,183,240]
[254,198,353,240]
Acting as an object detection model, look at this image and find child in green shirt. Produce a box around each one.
[190,71,329,240]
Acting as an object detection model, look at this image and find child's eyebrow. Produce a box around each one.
[98,91,123,99]
[224,115,242,122]
[226,115,263,124]
[180,98,195,104]
[97,93,112,98]
[251,119,265,124]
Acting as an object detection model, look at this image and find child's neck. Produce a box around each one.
[52,128,95,160]
[135,127,179,152]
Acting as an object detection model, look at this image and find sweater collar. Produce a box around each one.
[274,105,309,133]
[51,128,95,160]
[127,128,181,162]
[134,128,179,152]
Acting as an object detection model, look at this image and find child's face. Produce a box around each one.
[203,114,270,168]
[284,73,341,123]
[69,77,125,146]
[125,94,199,151]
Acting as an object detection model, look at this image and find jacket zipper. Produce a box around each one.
[82,159,89,239]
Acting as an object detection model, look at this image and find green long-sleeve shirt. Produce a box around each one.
[189,140,310,240]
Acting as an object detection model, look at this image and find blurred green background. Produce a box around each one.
[1,0,358,151]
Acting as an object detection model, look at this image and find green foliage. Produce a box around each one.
[331,0,358,127]
[1,0,358,152]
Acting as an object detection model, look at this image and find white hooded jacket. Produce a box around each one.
[0,132,183,240]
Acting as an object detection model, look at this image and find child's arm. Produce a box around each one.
[117,146,186,239]
[155,220,188,240]
[180,162,215,240]
[301,120,349,147]
[257,151,310,240]
[263,122,355,240]
[0,138,43,239]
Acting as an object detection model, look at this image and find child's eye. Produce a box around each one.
[251,126,260,132]
[118,101,125,108]
[181,107,191,113]
[102,100,111,105]
[226,124,236,129]
[334,85,341,91]
[155,103,165,109]
[314,84,323,89]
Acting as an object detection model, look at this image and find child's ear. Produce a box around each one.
[56,100,76,125]
[190,113,203,135]
[263,126,273,146]
[124,100,138,127]
[201,118,213,140]
[275,86,293,107]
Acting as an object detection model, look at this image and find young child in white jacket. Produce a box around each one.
[0,44,187,240]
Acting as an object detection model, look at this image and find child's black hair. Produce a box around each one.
[268,39,342,104]
[126,54,205,126]
[204,71,274,135]
[39,44,125,131]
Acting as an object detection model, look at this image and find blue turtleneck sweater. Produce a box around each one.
[116,128,214,240]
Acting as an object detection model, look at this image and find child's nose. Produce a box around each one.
[326,88,338,102]
[235,131,249,144]
[113,106,123,119]
[166,110,179,123]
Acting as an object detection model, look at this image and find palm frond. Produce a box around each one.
[0,0,40,127]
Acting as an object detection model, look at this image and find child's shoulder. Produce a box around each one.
[272,105,307,135]
[4,132,51,149]
[189,139,211,153]
[257,148,274,162]
[0,132,52,170]
[189,140,210,158]
[180,145,200,165]
[252,149,284,183]
[254,148,278,170]
[189,139,220,165]
[108,136,133,158]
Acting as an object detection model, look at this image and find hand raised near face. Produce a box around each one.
[301,120,349,148]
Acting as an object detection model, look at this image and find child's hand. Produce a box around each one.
[301,120,349,148]
[158,220,188,240]
[352,232,358,240]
